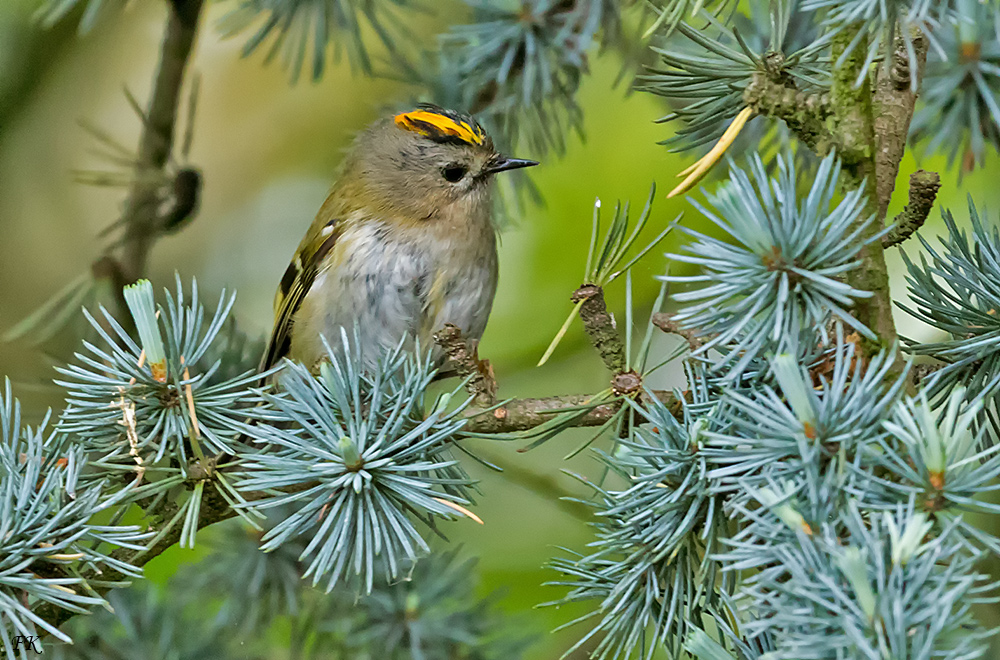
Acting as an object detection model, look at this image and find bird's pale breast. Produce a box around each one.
[289,217,498,369]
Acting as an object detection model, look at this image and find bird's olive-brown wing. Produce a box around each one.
[259,218,341,375]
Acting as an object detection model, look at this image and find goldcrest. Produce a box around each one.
[260,105,538,373]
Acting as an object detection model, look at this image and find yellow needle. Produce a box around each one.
[668,106,755,198]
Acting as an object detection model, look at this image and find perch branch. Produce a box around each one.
[883,170,941,248]
[465,394,620,434]
[434,324,498,406]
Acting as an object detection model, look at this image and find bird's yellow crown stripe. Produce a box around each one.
[394,109,486,146]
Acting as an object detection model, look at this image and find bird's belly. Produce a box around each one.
[291,231,497,369]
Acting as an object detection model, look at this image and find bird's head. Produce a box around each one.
[339,104,537,223]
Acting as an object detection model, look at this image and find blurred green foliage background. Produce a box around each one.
[5,0,1000,657]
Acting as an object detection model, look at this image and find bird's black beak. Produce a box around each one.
[483,156,539,175]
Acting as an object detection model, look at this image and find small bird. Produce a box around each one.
[260,105,538,375]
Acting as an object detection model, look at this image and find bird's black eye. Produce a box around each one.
[442,164,468,183]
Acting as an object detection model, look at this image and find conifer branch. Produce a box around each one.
[103,0,204,309]
[18,0,1000,655]
[30,380,679,636]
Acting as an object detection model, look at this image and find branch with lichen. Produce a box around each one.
[829,26,877,180]
[883,170,941,248]
[571,284,627,373]
[742,72,835,154]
